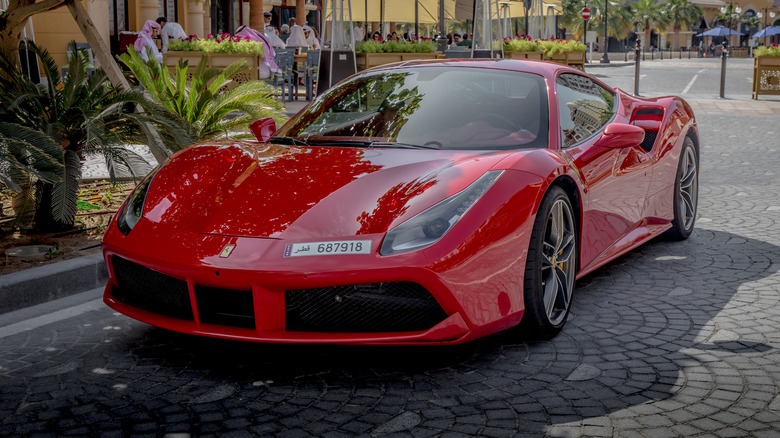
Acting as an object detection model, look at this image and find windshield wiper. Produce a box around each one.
[274,138,443,150]
[368,141,442,150]
[269,136,311,146]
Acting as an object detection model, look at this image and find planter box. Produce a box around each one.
[545,51,586,71]
[163,52,261,89]
[504,50,585,70]
[752,56,780,99]
[356,52,439,71]
[731,47,749,58]
[504,51,544,60]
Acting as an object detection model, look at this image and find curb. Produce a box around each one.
[0,252,108,315]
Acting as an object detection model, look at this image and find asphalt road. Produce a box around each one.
[589,56,757,101]
[2,62,780,437]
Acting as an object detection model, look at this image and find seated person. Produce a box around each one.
[134,20,163,63]
[236,25,280,78]
[160,21,187,52]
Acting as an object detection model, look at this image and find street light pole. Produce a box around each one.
[600,0,610,63]
[720,2,742,57]
[757,9,777,46]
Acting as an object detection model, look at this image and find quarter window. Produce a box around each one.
[557,73,615,148]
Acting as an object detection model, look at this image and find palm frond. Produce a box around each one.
[50,149,81,225]
[12,181,37,229]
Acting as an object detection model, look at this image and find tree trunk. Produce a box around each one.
[33,181,73,232]
[0,0,66,65]
[673,23,681,51]
[66,0,129,91]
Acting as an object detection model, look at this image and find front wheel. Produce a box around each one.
[520,186,578,340]
[667,136,698,240]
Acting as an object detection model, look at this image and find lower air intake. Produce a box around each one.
[641,130,658,152]
[195,286,255,329]
[111,256,194,320]
[285,282,447,333]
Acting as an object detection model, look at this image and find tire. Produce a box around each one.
[666,136,698,240]
[520,186,578,340]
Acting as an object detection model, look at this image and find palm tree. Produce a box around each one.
[560,0,588,40]
[589,0,636,53]
[0,42,195,231]
[119,48,287,141]
[665,0,703,51]
[632,0,670,50]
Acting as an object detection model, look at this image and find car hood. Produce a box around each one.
[141,141,513,239]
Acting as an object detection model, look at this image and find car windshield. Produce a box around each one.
[276,67,550,150]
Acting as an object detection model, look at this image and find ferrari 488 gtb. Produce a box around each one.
[103,59,699,345]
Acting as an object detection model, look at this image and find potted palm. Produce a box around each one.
[355,39,438,71]
[752,44,780,99]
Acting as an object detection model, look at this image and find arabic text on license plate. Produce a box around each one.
[284,240,372,257]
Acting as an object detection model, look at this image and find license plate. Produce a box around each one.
[284,240,372,257]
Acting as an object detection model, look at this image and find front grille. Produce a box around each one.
[195,286,255,329]
[111,256,194,320]
[641,130,658,152]
[285,282,447,332]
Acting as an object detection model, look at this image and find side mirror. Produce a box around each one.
[250,118,277,143]
[594,123,645,149]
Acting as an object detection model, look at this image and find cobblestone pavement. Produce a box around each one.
[2,101,780,437]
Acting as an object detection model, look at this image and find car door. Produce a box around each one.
[555,73,654,271]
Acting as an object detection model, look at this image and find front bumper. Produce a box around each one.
[102,219,486,345]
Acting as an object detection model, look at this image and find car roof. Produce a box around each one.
[365,58,578,78]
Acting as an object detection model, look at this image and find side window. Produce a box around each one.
[557,73,615,148]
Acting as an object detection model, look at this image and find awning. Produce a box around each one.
[325,0,561,25]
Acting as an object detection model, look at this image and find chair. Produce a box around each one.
[272,49,296,102]
[61,42,95,80]
[305,50,320,101]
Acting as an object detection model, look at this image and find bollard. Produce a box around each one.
[634,46,641,96]
[660,48,663,60]
[719,44,728,98]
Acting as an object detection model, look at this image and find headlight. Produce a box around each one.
[116,164,164,235]
[380,170,503,255]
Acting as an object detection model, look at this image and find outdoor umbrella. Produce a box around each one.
[752,26,780,39]
[696,26,744,37]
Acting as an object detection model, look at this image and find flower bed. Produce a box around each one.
[752,45,780,100]
[503,36,586,70]
[355,40,439,71]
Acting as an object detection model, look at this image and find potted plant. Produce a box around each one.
[355,39,438,71]
[752,44,780,99]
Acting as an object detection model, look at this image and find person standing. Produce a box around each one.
[353,21,365,42]
[134,20,163,63]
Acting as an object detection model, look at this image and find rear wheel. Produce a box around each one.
[667,136,698,240]
[520,186,577,339]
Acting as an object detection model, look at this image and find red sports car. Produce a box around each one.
[102,59,699,345]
